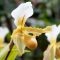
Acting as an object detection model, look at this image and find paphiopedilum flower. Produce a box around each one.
[43,25,60,60]
[11,2,51,56]
[11,2,33,55]
[0,27,9,47]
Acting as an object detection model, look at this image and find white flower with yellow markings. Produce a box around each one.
[43,25,60,60]
[11,2,34,55]
[11,2,51,56]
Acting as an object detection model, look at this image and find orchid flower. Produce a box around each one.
[11,2,34,55]
[11,2,51,56]
[0,27,9,47]
[43,25,60,60]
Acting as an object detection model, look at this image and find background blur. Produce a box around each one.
[0,0,60,60]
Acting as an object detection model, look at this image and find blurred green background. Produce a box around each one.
[0,0,60,60]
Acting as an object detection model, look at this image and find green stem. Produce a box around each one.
[5,40,14,60]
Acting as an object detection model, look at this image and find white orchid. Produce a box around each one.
[11,2,34,55]
[45,25,60,43]
[11,2,51,56]
[11,2,33,26]
[43,25,60,60]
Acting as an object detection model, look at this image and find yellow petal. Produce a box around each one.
[23,26,51,36]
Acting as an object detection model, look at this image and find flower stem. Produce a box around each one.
[5,40,14,60]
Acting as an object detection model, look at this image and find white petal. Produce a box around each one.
[11,2,33,25]
[51,25,60,39]
[0,27,9,40]
[45,25,60,42]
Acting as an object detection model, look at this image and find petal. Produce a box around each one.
[51,25,60,39]
[43,45,55,60]
[45,25,60,42]
[0,27,9,40]
[11,2,33,26]
[12,34,26,56]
